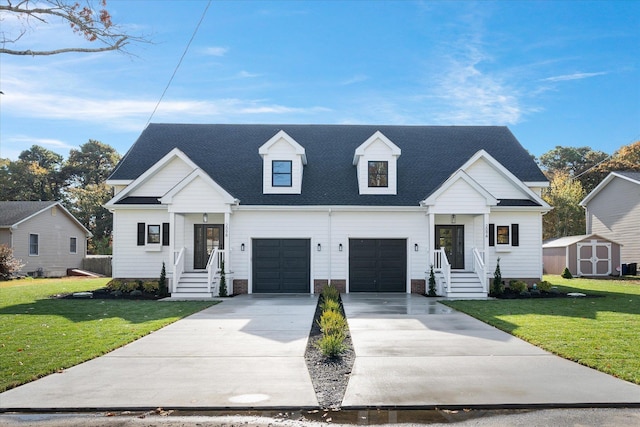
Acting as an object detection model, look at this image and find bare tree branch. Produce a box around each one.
[0,0,148,56]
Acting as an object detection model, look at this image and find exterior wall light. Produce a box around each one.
[203,213,208,223]
[414,243,419,252]
[451,214,456,224]
[241,243,245,252]
[339,243,343,252]
[317,243,322,252]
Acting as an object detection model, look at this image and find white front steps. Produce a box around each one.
[446,271,487,298]
[172,271,215,299]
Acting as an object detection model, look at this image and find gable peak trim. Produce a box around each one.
[259,130,307,164]
[353,130,401,165]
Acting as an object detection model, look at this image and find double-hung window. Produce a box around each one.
[70,237,77,254]
[147,225,161,244]
[368,161,388,187]
[29,234,39,256]
[272,160,292,187]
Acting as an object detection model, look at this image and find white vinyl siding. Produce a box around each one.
[260,135,305,195]
[355,137,399,196]
[430,179,490,214]
[129,156,193,197]
[466,158,530,199]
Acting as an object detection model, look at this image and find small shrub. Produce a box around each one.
[219,260,227,297]
[142,281,159,293]
[106,280,138,293]
[159,262,168,296]
[509,280,528,293]
[316,332,347,357]
[318,309,347,336]
[320,298,340,313]
[0,244,24,280]
[561,267,573,279]
[537,280,552,292]
[428,264,437,296]
[490,258,503,296]
[321,283,340,302]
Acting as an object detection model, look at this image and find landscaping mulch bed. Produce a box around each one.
[304,295,355,409]
[493,289,602,299]
[52,288,164,300]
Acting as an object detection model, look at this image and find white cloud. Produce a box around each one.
[202,46,229,56]
[341,74,369,85]
[236,70,261,78]
[540,72,608,82]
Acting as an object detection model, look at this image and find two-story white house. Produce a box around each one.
[105,124,550,298]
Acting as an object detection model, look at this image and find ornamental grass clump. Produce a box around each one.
[315,282,348,358]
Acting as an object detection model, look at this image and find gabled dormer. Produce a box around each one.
[353,131,401,195]
[259,130,307,194]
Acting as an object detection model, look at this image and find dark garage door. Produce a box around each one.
[349,239,406,292]
[253,239,310,293]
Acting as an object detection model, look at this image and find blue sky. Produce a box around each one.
[0,0,638,161]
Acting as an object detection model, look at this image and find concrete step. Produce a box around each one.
[168,292,214,299]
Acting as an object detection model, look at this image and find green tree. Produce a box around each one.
[542,171,586,239]
[63,140,120,187]
[0,146,65,201]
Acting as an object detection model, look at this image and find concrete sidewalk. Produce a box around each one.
[341,293,640,407]
[0,295,319,410]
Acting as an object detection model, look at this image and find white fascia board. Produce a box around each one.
[259,130,307,164]
[492,205,553,213]
[524,181,550,188]
[106,148,198,206]
[106,204,167,212]
[232,205,424,213]
[105,179,133,186]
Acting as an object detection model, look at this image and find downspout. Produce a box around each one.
[328,208,332,289]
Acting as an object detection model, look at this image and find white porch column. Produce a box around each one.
[428,212,435,266]
[169,211,175,293]
[224,211,231,292]
[484,212,490,264]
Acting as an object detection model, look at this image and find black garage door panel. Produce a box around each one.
[253,239,310,293]
[349,239,407,292]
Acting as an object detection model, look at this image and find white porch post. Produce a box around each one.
[484,212,490,267]
[224,211,231,293]
[169,211,175,293]
[428,212,435,266]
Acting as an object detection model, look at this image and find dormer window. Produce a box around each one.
[259,130,307,194]
[273,160,292,187]
[368,161,388,187]
[353,131,401,195]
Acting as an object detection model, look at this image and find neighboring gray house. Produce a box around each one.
[0,201,92,277]
[543,234,622,277]
[580,171,640,270]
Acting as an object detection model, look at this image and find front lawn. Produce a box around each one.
[442,275,640,385]
[0,277,216,392]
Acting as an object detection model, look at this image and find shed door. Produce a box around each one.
[252,239,310,293]
[349,239,407,292]
[577,240,611,276]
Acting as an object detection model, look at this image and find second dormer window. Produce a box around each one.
[272,160,292,187]
[368,161,388,187]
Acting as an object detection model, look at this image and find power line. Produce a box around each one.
[145,0,212,127]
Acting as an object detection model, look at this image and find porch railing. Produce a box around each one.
[206,247,227,296]
[173,247,185,294]
[472,248,487,294]
[433,248,451,294]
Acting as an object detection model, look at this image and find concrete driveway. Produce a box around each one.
[0,295,319,410]
[341,293,640,407]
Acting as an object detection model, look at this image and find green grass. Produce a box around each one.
[0,277,216,392]
[442,275,640,385]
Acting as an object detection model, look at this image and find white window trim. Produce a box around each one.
[29,233,39,256]
[69,236,78,254]
[495,225,512,252]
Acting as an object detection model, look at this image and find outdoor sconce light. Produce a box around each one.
[317,243,322,252]
[339,243,343,252]
[203,213,208,223]
[414,243,419,252]
[451,214,456,224]
[241,243,245,252]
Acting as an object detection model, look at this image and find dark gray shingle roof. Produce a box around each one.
[616,171,640,183]
[109,124,547,206]
[0,201,58,227]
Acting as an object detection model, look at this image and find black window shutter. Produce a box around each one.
[137,223,145,246]
[489,224,495,247]
[512,224,520,246]
[162,223,170,246]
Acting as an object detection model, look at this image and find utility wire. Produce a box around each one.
[145,0,212,127]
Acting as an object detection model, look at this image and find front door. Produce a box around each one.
[435,225,464,269]
[194,224,224,269]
